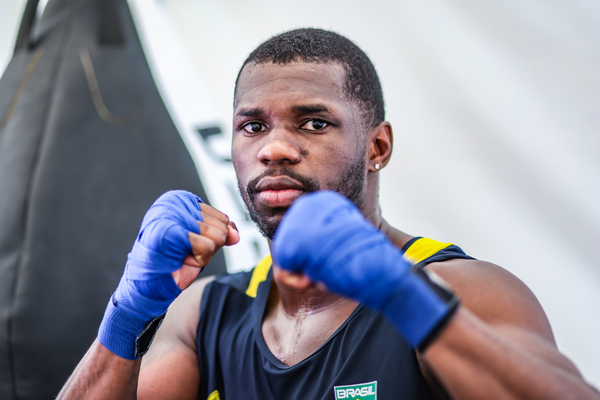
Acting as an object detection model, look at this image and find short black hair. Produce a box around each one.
[234,28,385,129]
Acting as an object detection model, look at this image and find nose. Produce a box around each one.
[257,132,301,166]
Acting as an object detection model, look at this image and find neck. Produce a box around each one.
[269,265,357,318]
[361,176,412,247]
[360,174,384,228]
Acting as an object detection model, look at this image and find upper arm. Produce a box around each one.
[137,276,215,400]
[424,259,581,375]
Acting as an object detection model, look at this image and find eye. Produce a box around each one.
[301,119,329,132]
[242,122,267,134]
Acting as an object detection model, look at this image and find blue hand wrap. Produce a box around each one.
[273,191,457,349]
[98,190,203,359]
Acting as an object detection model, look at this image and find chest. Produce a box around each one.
[260,303,357,366]
[198,298,438,400]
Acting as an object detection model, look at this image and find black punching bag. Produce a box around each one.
[0,0,226,398]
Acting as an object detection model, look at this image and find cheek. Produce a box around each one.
[318,144,357,170]
[313,153,353,187]
[319,141,367,183]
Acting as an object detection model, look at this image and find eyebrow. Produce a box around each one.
[235,104,331,118]
[292,104,330,114]
[236,108,264,118]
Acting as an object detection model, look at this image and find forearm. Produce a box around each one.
[57,339,142,400]
[422,309,600,400]
[58,192,226,399]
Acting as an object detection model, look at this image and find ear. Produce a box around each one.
[367,122,393,173]
[272,265,313,291]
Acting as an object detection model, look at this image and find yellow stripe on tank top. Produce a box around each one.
[245,255,272,298]
[403,238,452,264]
[245,239,449,297]
[207,390,220,400]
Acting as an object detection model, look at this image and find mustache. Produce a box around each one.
[246,167,320,195]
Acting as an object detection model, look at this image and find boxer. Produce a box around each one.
[58,28,599,400]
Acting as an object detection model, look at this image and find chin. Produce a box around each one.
[251,210,284,240]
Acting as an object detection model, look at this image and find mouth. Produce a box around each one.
[253,176,306,208]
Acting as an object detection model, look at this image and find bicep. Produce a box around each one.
[138,276,214,400]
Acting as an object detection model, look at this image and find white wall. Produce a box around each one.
[2,0,598,388]
[0,0,27,73]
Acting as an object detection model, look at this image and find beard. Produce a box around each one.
[239,155,367,240]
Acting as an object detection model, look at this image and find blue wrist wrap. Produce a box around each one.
[273,191,458,349]
[98,190,203,359]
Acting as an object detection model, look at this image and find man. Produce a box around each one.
[58,29,599,399]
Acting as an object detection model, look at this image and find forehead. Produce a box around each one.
[235,62,348,110]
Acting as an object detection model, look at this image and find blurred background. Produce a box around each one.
[1,0,598,394]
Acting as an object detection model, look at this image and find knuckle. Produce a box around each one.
[201,213,216,225]
[221,212,230,224]
[198,221,208,234]
[206,240,217,254]
[200,204,229,224]
[203,224,227,246]
[216,229,228,247]
[203,213,229,231]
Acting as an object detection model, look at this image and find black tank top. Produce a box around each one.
[196,237,473,400]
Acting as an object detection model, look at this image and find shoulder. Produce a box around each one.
[399,235,554,342]
[164,267,258,346]
[425,258,555,343]
[145,275,217,359]
[421,256,586,376]
[154,261,269,352]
